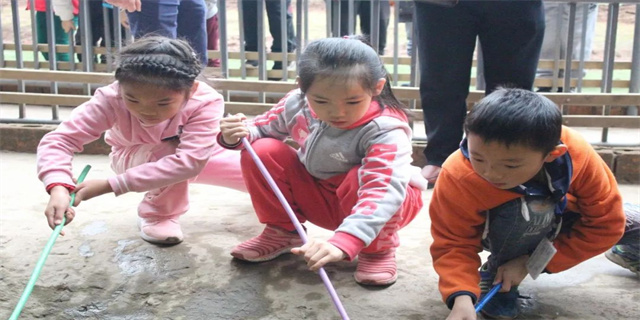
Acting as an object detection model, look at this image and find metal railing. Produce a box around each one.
[1,0,639,145]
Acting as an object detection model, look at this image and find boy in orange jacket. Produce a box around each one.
[429,88,639,319]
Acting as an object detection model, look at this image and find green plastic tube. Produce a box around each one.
[9,165,92,320]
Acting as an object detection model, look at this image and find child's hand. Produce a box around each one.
[73,179,113,205]
[45,186,76,235]
[61,20,75,33]
[220,113,249,145]
[291,239,347,271]
[447,295,477,320]
[494,255,529,292]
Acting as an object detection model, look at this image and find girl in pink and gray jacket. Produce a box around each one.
[37,36,245,245]
[219,36,425,286]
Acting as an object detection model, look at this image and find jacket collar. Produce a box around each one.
[460,137,572,215]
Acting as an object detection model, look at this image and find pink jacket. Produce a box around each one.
[37,81,225,196]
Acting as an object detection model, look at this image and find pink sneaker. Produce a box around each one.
[354,249,398,286]
[231,225,303,262]
[138,218,184,245]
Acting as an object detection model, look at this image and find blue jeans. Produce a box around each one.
[126,0,208,64]
[483,198,640,274]
[482,195,557,273]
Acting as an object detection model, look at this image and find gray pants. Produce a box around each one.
[537,2,598,80]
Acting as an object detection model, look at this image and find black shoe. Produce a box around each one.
[537,87,572,93]
[245,60,258,68]
[269,61,293,81]
[272,60,293,70]
[536,87,552,93]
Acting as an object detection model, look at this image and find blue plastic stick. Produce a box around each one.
[475,283,503,313]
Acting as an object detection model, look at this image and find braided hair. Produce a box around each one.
[115,36,203,92]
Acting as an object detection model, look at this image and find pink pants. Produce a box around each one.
[111,141,246,219]
[241,138,423,254]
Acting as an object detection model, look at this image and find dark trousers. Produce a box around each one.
[241,0,297,54]
[126,0,207,64]
[76,0,126,63]
[414,0,545,166]
[335,0,390,55]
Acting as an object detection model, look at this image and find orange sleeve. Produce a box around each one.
[546,129,625,273]
[429,166,486,306]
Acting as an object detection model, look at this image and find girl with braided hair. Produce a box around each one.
[37,36,245,245]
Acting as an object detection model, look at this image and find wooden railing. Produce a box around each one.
[1,43,635,89]
[2,68,639,129]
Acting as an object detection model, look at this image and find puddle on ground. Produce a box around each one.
[81,221,108,236]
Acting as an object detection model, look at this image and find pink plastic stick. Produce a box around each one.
[242,137,350,320]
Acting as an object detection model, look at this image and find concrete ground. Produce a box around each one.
[0,151,638,320]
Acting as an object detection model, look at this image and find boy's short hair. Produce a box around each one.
[464,88,562,154]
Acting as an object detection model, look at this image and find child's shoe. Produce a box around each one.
[479,262,495,295]
[230,225,303,262]
[605,244,640,276]
[480,286,520,319]
[479,263,519,319]
[354,249,397,286]
[138,217,184,245]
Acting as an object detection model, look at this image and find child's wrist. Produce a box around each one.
[46,183,75,194]
[453,294,473,308]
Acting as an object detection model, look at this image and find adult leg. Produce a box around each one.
[536,2,563,84]
[357,0,372,44]
[266,0,296,70]
[569,3,598,80]
[479,0,545,93]
[126,0,179,39]
[88,0,105,63]
[240,0,258,53]
[377,0,390,54]
[339,0,360,37]
[176,0,208,65]
[414,2,478,168]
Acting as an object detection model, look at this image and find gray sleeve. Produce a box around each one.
[335,121,414,246]
[247,90,303,142]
